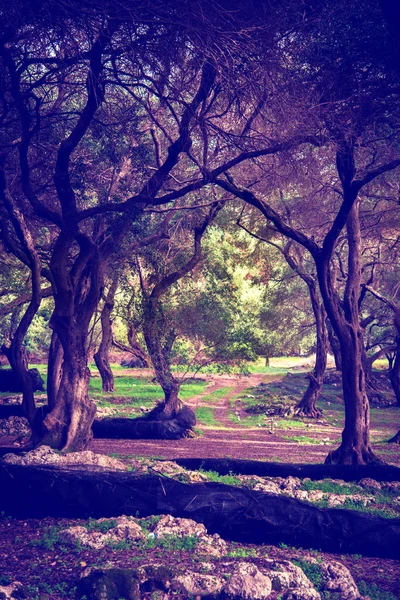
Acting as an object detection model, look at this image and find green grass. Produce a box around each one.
[292,559,324,591]
[300,480,363,495]
[85,518,118,533]
[198,468,242,486]
[195,406,218,426]
[357,581,397,600]
[229,411,268,428]
[200,386,235,403]
[282,435,334,445]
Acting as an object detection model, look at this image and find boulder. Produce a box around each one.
[320,561,361,600]
[172,572,225,597]
[263,560,315,593]
[0,581,25,599]
[222,562,272,599]
[77,568,141,600]
[61,516,145,549]
[283,590,321,600]
[152,515,228,557]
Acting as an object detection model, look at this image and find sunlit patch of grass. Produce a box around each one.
[228,411,268,428]
[282,435,336,445]
[195,406,218,426]
[200,386,235,404]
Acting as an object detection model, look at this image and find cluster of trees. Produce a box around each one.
[0,0,399,463]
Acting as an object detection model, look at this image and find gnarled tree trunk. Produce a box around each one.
[47,330,63,410]
[40,234,101,451]
[389,310,400,406]
[142,297,181,416]
[327,319,342,371]
[295,281,327,418]
[321,202,378,465]
[0,177,42,427]
[94,275,119,392]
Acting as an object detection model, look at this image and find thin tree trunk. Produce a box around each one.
[389,310,400,406]
[320,202,378,465]
[142,297,181,416]
[327,319,342,371]
[140,203,222,417]
[0,179,42,426]
[295,284,327,418]
[47,330,63,410]
[94,275,119,392]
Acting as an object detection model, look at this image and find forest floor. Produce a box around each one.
[90,364,400,466]
[0,360,399,599]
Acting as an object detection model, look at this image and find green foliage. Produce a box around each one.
[195,407,218,427]
[145,534,199,552]
[226,546,258,558]
[357,581,397,600]
[85,518,118,533]
[29,526,62,550]
[198,469,242,487]
[292,559,324,591]
[299,480,363,495]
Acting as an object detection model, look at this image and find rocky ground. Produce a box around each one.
[0,447,399,599]
[0,367,399,599]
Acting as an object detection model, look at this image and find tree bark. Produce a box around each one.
[40,234,101,451]
[141,203,222,416]
[142,297,181,416]
[47,330,63,410]
[320,202,378,465]
[0,175,42,426]
[389,309,400,406]
[295,282,327,418]
[327,319,342,371]
[94,275,119,392]
[388,430,400,444]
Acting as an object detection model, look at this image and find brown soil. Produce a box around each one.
[90,372,400,466]
[1,369,399,599]
[0,516,399,600]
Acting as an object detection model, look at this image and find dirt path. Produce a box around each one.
[90,372,338,463]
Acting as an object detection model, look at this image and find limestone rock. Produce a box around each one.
[77,567,141,599]
[222,562,272,599]
[153,514,207,538]
[358,478,381,490]
[0,581,24,599]
[2,445,127,471]
[327,494,373,508]
[283,589,321,599]
[264,560,315,593]
[61,516,145,549]
[244,476,282,495]
[321,561,361,599]
[278,476,302,494]
[0,416,30,437]
[152,515,227,557]
[172,572,224,597]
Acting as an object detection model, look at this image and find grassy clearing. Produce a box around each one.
[199,385,235,404]
[195,406,218,426]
